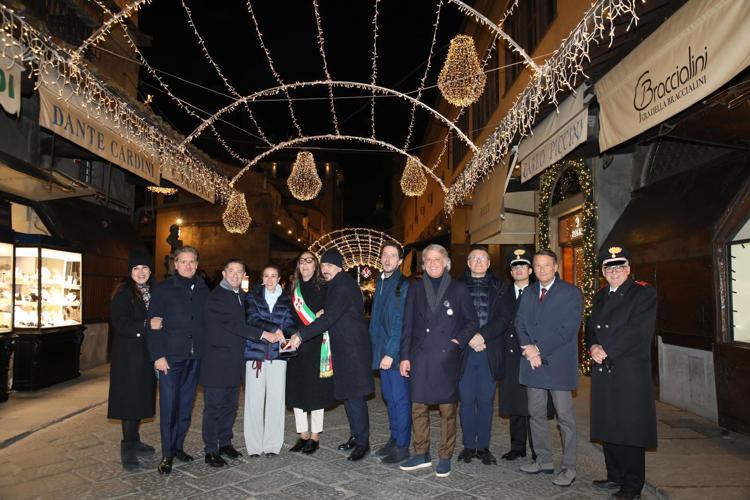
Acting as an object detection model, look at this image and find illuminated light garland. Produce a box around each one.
[179,0,272,146]
[438,35,487,107]
[85,0,251,165]
[400,156,428,197]
[181,80,477,156]
[222,191,252,234]
[246,0,303,136]
[309,228,402,271]
[147,186,178,195]
[229,134,447,193]
[403,0,443,150]
[444,0,639,213]
[287,151,323,201]
[0,5,231,203]
[538,160,597,375]
[370,0,380,139]
[73,0,151,60]
[312,0,340,135]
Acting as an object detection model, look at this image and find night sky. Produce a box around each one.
[138,0,464,227]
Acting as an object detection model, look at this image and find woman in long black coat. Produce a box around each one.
[286,251,335,455]
[107,250,157,470]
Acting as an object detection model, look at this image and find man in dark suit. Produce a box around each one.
[200,259,277,468]
[288,249,375,462]
[457,245,511,465]
[586,246,657,500]
[516,249,583,487]
[147,246,210,474]
[498,247,537,462]
[398,244,479,478]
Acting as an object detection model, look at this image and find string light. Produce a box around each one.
[438,35,487,107]
[73,0,151,60]
[538,160,597,375]
[147,186,178,195]
[400,157,428,197]
[444,0,639,212]
[287,151,322,201]
[370,0,380,138]
[222,191,252,233]
[309,228,402,271]
[246,0,303,136]
[312,0,340,135]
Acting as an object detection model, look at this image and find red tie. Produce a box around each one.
[539,287,547,302]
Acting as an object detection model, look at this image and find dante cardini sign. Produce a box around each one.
[0,41,22,116]
[596,0,750,151]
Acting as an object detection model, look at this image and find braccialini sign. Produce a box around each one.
[596,0,750,151]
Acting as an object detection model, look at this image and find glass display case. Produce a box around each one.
[14,247,82,329]
[0,242,13,333]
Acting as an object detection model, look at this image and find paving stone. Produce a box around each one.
[234,469,304,493]
[0,471,88,499]
[507,476,568,498]
[121,468,190,491]
[340,477,416,500]
[183,468,250,491]
[138,482,204,499]
[280,479,348,499]
[186,485,252,499]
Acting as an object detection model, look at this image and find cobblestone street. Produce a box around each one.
[0,377,660,500]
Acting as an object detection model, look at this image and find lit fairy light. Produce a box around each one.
[309,228,402,271]
[312,0,340,136]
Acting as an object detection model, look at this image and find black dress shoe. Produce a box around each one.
[205,452,227,467]
[290,437,309,452]
[174,449,194,462]
[347,445,370,461]
[592,479,621,491]
[265,452,277,458]
[476,448,497,465]
[302,439,319,455]
[219,445,242,459]
[458,448,476,463]
[338,436,356,451]
[611,490,641,499]
[501,449,527,461]
[158,456,173,474]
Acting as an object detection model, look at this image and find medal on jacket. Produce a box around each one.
[444,300,453,316]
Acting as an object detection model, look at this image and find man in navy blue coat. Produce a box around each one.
[200,259,276,468]
[398,244,478,478]
[369,242,411,464]
[147,246,210,474]
[516,249,583,487]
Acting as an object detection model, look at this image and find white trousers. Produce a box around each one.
[244,360,286,455]
[293,408,324,434]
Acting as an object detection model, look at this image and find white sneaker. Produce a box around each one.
[552,468,576,487]
[519,461,554,474]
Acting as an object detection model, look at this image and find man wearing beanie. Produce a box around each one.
[288,249,374,461]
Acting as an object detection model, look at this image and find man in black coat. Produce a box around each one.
[147,246,210,474]
[288,249,375,461]
[200,259,276,468]
[498,247,538,462]
[586,246,657,500]
[456,245,511,465]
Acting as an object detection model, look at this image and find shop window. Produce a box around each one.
[504,0,557,93]
[728,217,750,343]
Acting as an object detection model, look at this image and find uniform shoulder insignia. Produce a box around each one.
[634,280,649,286]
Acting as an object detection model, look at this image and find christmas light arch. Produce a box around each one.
[309,229,402,271]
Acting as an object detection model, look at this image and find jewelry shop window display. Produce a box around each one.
[0,242,13,333]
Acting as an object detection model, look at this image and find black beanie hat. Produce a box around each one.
[320,249,344,269]
[127,249,152,271]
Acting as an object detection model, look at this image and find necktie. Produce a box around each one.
[517,287,524,300]
[539,287,547,302]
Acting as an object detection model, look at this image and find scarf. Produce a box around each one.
[219,279,242,305]
[423,272,451,314]
[264,283,283,312]
[136,283,150,309]
[292,281,333,378]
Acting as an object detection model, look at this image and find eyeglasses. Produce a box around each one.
[603,265,628,274]
[298,257,315,264]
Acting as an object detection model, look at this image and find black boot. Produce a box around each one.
[132,441,156,456]
[120,441,139,471]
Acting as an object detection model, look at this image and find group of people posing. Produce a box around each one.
[107,241,656,500]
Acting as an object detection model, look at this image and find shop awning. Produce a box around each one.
[518,84,590,183]
[0,154,95,202]
[469,163,535,245]
[596,0,750,151]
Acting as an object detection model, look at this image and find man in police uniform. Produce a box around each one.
[586,246,657,500]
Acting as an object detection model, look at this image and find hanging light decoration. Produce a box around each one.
[147,186,178,196]
[287,151,322,201]
[222,192,252,234]
[400,157,428,197]
[437,35,486,107]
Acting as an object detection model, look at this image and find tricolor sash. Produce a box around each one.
[293,282,333,378]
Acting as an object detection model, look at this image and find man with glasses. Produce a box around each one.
[586,246,657,500]
[456,245,511,465]
[147,246,210,474]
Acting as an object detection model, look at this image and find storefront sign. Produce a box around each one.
[0,50,22,116]
[559,210,584,245]
[518,85,589,183]
[39,85,160,185]
[596,0,750,151]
